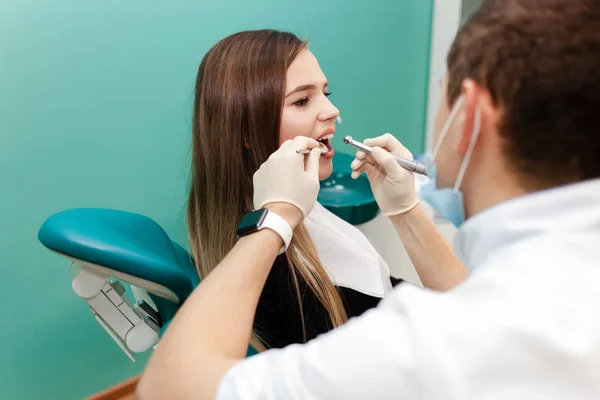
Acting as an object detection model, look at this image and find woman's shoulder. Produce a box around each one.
[304,203,393,296]
[255,257,394,348]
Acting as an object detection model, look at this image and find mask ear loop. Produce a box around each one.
[432,95,466,159]
[453,106,482,191]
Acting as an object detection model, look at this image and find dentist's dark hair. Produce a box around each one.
[447,0,600,189]
[187,30,347,352]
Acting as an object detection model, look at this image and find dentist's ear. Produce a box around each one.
[457,79,497,155]
[457,79,481,154]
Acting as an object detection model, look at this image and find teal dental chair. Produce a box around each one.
[37,152,384,361]
[38,208,258,361]
[318,152,380,225]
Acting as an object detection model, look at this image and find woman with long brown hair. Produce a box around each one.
[187,29,401,351]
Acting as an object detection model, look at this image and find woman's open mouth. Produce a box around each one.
[317,133,335,160]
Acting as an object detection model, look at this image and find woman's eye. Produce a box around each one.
[294,98,309,107]
[324,91,332,97]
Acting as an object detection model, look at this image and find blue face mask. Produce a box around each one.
[419,95,481,227]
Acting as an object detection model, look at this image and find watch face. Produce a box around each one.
[237,209,268,236]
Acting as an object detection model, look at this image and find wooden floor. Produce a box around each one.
[86,375,140,400]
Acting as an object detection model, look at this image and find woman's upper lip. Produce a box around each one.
[317,127,336,140]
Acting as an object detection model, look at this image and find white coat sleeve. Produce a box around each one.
[216,288,426,400]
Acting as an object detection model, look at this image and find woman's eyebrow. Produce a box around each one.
[286,84,316,97]
[285,81,328,97]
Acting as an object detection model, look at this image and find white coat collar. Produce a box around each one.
[454,178,600,273]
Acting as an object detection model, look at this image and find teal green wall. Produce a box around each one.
[0,1,432,398]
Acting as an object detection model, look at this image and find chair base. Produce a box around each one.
[70,260,166,361]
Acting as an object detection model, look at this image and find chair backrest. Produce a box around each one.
[38,207,258,357]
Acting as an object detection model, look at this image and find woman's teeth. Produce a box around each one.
[316,133,334,155]
[318,133,334,143]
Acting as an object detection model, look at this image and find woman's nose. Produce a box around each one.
[318,97,340,121]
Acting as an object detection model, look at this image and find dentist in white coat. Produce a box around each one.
[138,0,600,398]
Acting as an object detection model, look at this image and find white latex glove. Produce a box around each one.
[253,136,322,223]
[350,133,419,216]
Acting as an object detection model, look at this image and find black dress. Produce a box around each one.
[254,254,403,349]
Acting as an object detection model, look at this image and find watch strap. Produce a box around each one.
[259,210,292,255]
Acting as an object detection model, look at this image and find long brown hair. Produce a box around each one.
[187,30,347,351]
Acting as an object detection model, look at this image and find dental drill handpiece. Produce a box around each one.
[343,136,428,176]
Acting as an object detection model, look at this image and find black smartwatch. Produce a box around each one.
[236,209,292,254]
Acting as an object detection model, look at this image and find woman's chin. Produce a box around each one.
[318,161,333,181]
